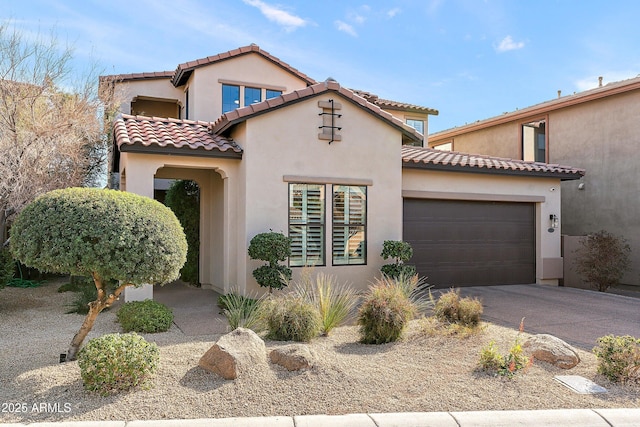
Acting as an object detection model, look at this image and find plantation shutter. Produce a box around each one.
[333,185,366,265]
[289,184,325,266]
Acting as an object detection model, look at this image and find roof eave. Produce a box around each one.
[119,143,243,159]
[402,161,585,180]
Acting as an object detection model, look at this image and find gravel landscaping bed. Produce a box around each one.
[1,279,638,423]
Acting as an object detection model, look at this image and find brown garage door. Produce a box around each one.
[403,199,535,288]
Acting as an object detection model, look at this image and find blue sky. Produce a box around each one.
[4,0,640,133]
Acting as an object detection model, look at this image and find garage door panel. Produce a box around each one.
[403,199,535,287]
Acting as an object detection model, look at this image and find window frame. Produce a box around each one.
[406,118,425,134]
[520,115,548,163]
[244,86,262,106]
[331,184,367,266]
[288,183,326,267]
[222,84,240,114]
[266,89,282,99]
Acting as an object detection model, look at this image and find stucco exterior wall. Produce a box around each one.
[402,169,564,285]
[429,123,521,158]
[238,95,404,293]
[189,55,312,122]
[115,79,183,115]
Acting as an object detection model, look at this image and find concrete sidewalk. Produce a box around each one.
[3,409,640,427]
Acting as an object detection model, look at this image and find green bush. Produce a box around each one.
[593,335,640,383]
[78,333,159,395]
[0,247,15,289]
[164,180,200,286]
[380,240,416,279]
[219,292,264,331]
[264,296,321,342]
[434,289,483,327]
[248,232,292,292]
[574,230,631,292]
[293,271,359,336]
[117,300,174,333]
[357,280,417,344]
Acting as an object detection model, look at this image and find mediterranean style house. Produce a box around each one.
[428,76,640,289]
[102,44,584,299]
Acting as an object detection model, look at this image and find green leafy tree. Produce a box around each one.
[164,180,200,285]
[10,188,187,360]
[574,230,631,292]
[248,231,292,292]
[380,240,417,279]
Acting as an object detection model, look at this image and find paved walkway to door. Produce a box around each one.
[457,284,639,349]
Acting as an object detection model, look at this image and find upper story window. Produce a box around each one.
[244,87,262,106]
[222,84,240,114]
[522,119,546,162]
[266,89,282,99]
[406,118,424,134]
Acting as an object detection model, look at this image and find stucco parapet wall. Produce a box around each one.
[401,146,585,180]
[114,114,243,158]
[209,80,422,144]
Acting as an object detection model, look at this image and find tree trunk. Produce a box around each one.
[66,273,130,361]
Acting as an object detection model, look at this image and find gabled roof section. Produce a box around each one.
[351,89,439,115]
[171,44,317,87]
[114,114,242,158]
[402,146,585,180]
[430,75,640,139]
[99,71,174,83]
[210,79,423,144]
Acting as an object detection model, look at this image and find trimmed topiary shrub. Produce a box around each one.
[264,296,321,342]
[78,333,159,395]
[164,180,200,286]
[117,299,174,333]
[593,335,640,383]
[10,188,187,360]
[248,231,292,292]
[358,281,417,344]
[574,230,631,292]
[434,288,483,327]
[380,240,417,279]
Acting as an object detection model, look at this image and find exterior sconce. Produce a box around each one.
[548,214,559,232]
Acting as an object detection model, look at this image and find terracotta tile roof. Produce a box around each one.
[351,89,438,115]
[210,79,423,144]
[430,75,640,139]
[114,114,242,158]
[171,44,317,87]
[99,71,174,82]
[401,146,585,180]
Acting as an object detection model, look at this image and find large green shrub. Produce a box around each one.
[117,300,174,333]
[380,240,417,279]
[593,335,640,383]
[264,296,321,342]
[78,333,159,395]
[248,231,292,292]
[164,180,200,286]
[10,188,187,360]
[574,230,631,292]
[357,279,417,344]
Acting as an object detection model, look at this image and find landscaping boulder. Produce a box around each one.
[523,334,580,369]
[269,344,317,371]
[198,328,267,379]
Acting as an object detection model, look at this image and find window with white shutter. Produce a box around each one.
[332,185,366,265]
[289,183,325,266]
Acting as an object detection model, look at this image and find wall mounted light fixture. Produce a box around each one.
[549,214,559,229]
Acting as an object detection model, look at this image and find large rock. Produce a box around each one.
[523,334,580,369]
[198,328,267,379]
[269,344,317,371]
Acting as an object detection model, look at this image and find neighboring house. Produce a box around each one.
[103,44,583,299]
[429,76,640,289]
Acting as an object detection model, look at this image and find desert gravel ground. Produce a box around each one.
[1,279,638,423]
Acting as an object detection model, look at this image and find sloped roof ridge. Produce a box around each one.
[209,79,422,143]
[171,44,317,87]
[350,88,438,115]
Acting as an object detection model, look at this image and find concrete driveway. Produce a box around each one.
[455,284,639,349]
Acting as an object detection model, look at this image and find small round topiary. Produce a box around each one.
[77,333,159,395]
[117,299,174,333]
[358,283,416,344]
[264,296,321,342]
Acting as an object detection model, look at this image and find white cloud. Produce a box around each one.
[495,35,525,53]
[243,0,308,31]
[387,8,401,18]
[335,20,358,37]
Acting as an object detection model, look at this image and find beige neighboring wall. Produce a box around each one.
[115,78,184,116]
[236,94,404,294]
[429,122,521,158]
[189,54,312,122]
[402,169,564,285]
